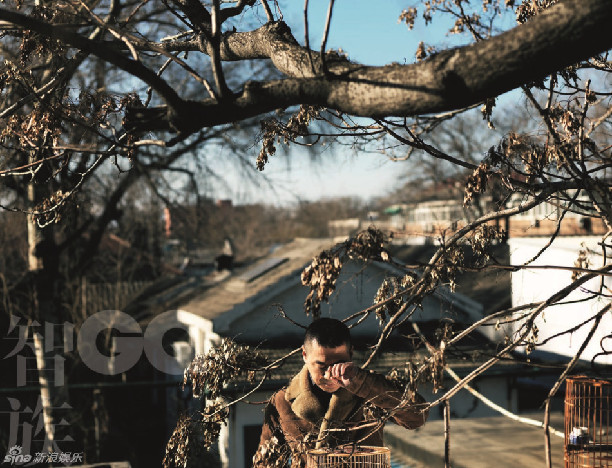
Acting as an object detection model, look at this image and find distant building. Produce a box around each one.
[509,235,612,366]
[331,190,606,244]
[506,193,607,237]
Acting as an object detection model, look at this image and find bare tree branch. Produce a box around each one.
[0,7,185,112]
[124,0,612,134]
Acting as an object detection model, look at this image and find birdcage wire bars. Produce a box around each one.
[564,376,612,467]
[306,446,391,468]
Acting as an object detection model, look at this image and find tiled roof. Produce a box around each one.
[180,238,336,320]
[126,238,510,341]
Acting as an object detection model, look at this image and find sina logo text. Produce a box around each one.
[3,446,31,465]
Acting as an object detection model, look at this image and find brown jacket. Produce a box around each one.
[253,365,427,466]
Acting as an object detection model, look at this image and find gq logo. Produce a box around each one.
[77,310,193,376]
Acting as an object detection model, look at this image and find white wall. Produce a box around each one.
[509,236,611,365]
[221,261,477,344]
[224,391,272,468]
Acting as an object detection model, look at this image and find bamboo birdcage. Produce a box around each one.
[306,446,391,468]
[564,376,612,467]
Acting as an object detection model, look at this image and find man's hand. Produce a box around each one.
[324,362,358,388]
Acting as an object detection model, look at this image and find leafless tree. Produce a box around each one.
[1,0,611,466]
[0,0,269,458]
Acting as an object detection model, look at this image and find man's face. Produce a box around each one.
[302,340,352,393]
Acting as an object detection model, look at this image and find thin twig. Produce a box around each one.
[133,139,168,147]
[79,0,216,99]
[0,153,64,176]
[0,72,63,119]
[272,303,307,329]
[208,372,269,417]
[125,0,151,24]
[378,121,478,171]
[260,0,274,22]
[303,0,316,74]
[445,367,564,437]
[210,0,230,98]
[444,400,450,468]
[76,0,139,60]
[428,264,612,410]
[521,190,579,267]
[319,0,335,77]
[145,56,174,107]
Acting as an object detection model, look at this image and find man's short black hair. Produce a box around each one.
[304,318,351,348]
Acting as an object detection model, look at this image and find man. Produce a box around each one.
[253,318,428,467]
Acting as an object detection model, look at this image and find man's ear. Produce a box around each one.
[302,345,307,363]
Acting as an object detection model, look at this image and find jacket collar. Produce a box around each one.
[285,365,358,426]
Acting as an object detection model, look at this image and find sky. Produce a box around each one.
[211,145,403,206]
[210,1,508,206]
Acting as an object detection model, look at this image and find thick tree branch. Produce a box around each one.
[125,0,612,134]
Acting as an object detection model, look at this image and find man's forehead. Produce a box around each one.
[305,336,350,349]
[306,341,351,359]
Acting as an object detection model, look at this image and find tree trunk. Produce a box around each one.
[27,154,65,454]
[27,175,55,454]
